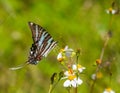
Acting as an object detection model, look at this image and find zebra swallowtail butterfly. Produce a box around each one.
[10,22,57,70]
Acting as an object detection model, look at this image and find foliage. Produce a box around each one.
[0,0,120,93]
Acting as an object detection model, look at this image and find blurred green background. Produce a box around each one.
[0,0,120,93]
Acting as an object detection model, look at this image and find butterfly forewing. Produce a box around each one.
[28,22,44,43]
[28,22,57,64]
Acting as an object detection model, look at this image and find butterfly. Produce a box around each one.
[10,22,57,70]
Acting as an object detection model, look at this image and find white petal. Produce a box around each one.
[64,46,68,51]
[112,10,116,14]
[103,89,115,93]
[91,74,96,80]
[78,67,85,73]
[78,68,83,73]
[65,50,73,57]
[103,91,108,93]
[64,71,69,76]
[63,80,71,87]
[63,46,74,57]
[71,80,77,88]
[76,78,83,85]
[57,52,62,60]
[72,64,77,70]
[110,90,115,93]
[82,67,86,69]
[106,10,110,14]
[71,78,83,88]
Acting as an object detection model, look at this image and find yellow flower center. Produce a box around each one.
[60,49,65,52]
[68,75,76,80]
[58,58,64,62]
[109,8,113,12]
[77,64,82,68]
[106,88,112,92]
[68,69,74,74]
[96,72,102,79]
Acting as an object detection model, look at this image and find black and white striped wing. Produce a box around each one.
[9,22,58,70]
[28,22,45,43]
[28,22,57,58]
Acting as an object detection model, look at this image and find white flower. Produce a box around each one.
[57,52,63,61]
[57,50,65,62]
[64,69,75,77]
[57,45,75,62]
[91,72,103,80]
[64,70,71,76]
[72,64,86,73]
[91,73,96,80]
[64,46,75,57]
[106,8,116,14]
[103,88,115,93]
[63,76,83,88]
[63,69,83,88]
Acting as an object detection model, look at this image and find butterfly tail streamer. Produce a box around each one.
[9,62,29,70]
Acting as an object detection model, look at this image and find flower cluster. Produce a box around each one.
[103,88,115,93]
[91,71,103,80]
[57,46,75,62]
[106,7,117,15]
[57,46,85,88]
[63,64,85,88]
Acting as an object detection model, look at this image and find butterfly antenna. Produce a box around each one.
[9,61,29,70]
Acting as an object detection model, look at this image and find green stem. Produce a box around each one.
[49,80,60,93]
[90,32,110,93]
[100,35,109,62]
[75,87,77,93]
[67,88,71,93]
[90,77,97,93]
[48,84,53,93]
[74,49,80,93]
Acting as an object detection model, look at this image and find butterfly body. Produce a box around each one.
[28,43,40,65]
